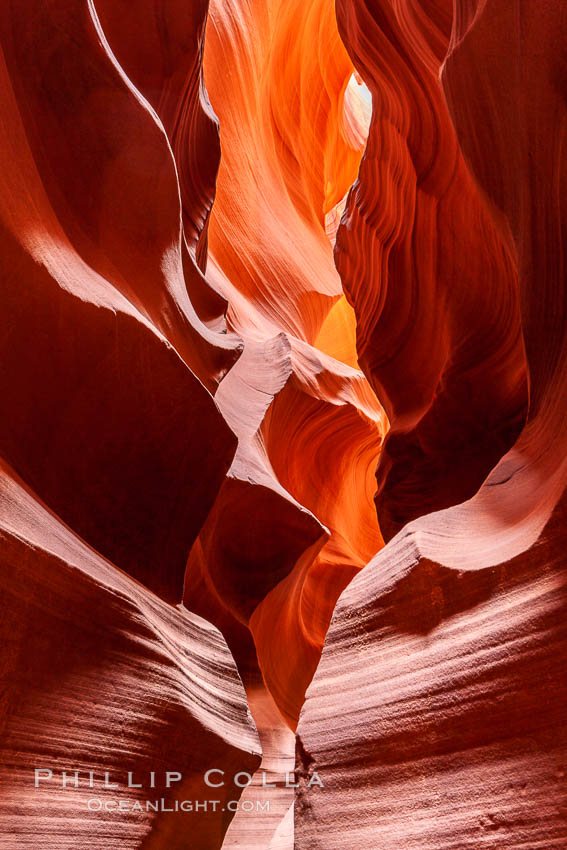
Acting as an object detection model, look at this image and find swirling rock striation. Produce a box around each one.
[296,496,567,849]
[0,0,259,846]
[94,0,233,318]
[183,0,387,731]
[184,261,385,727]
[0,0,245,602]
[0,459,261,849]
[296,1,567,848]
[3,0,566,848]
[334,0,528,537]
[0,0,384,845]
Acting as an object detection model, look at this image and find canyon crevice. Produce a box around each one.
[1,0,565,848]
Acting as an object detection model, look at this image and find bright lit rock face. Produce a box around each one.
[183,0,386,733]
[2,0,566,849]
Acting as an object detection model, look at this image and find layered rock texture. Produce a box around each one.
[183,0,386,733]
[297,1,567,848]
[1,0,566,848]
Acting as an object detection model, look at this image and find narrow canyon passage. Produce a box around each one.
[0,0,566,848]
[183,0,387,733]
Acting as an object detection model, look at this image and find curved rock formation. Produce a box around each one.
[1,0,384,843]
[184,0,386,729]
[334,0,528,537]
[296,1,567,847]
[94,0,231,315]
[184,262,385,725]
[202,0,364,344]
[221,687,295,850]
[0,0,259,846]
[0,0,244,601]
[3,0,567,847]
[0,459,260,849]
[296,499,567,849]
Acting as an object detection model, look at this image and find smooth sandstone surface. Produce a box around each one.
[296,1,567,848]
[0,0,240,602]
[184,0,387,732]
[335,0,528,537]
[0,459,261,849]
[296,496,567,849]
[2,0,566,847]
[0,0,259,846]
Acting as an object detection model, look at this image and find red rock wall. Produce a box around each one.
[0,1,258,845]
[296,1,567,848]
[334,0,528,538]
[2,0,566,847]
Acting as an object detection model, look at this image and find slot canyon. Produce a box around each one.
[0,0,566,848]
